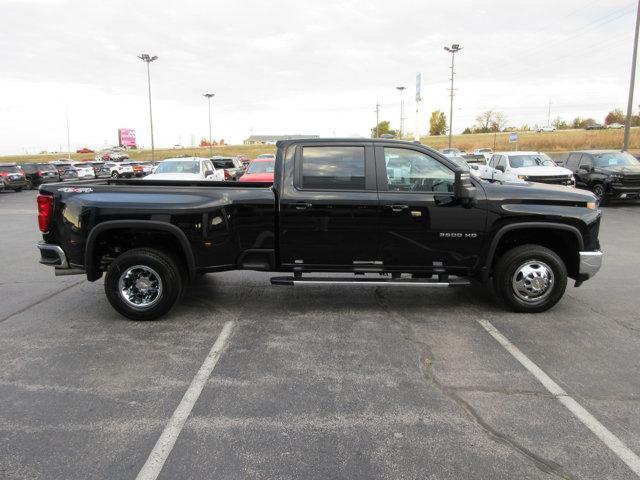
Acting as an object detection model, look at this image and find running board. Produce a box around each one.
[270,276,470,287]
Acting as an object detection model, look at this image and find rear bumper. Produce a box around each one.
[37,241,84,275]
[578,250,603,280]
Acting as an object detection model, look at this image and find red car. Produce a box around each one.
[76,147,94,153]
[239,158,275,183]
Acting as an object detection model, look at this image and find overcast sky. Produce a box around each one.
[0,0,637,154]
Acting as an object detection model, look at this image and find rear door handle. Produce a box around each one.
[295,202,313,210]
[386,204,409,212]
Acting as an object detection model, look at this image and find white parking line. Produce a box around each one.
[478,319,640,477]
[136,321,235,480]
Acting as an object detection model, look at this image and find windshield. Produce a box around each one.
[0,166,20,173]
[509,154,556,168]
[37,164,58,171]
[212,159,235,168]
[247,160,275,174]
[155,161,201,174]
[593,152,639,167]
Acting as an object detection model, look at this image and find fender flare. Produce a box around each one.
[84,220,196,281]
[481,222,584,277]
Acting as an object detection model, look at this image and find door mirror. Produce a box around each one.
[204,170,214,177]
[454,170,477,207]
[579,164,591,172]
[495,165,505,173]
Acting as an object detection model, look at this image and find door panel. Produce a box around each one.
[376,146,486,272]
[279,143,380,268]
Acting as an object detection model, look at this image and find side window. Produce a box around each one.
[385,147,455,193]
[204,160,214,173]
[565,153,580,170]
[497,156,507,170]
[578,155,592,169]
[301,146,365,190]
[489,155,498,167]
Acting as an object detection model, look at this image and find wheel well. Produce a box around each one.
[91,228,190,278]
[492,228,579,279]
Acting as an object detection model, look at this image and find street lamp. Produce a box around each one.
[396,86,406,138]
[138,53,158,161]
[444,43,463,148]
[623,0,640,151]
[203,93,215,156]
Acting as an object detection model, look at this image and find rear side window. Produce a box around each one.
[21,164,37,173]
[301,146,365,190]
[212,159,235,168]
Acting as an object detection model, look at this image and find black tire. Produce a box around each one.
[26,179,34,190]
[111,171,119,178]
[493,244,567,313]
[104,248,184,321]
[13,187,22,192]
[591,183,607,205]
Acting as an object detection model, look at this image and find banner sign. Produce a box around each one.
[118,129,137,148]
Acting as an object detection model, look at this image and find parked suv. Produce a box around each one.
[479,152,574,186]
[19,163,61,189]
[564,150,640,202]
[0,164,28,191]
[211,156,245,181]
[106,162,135,178]
[50,161,79,181]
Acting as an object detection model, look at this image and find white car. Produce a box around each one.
[71,162,96,179]
[477,152,575,187]
[143,157,225,181]
[107,162,135,178]
[537,126,557,132]
[606,123,624,129]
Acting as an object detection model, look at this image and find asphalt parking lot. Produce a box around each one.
[1,190,639,479]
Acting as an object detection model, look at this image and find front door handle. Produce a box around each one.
[295,202,313,210]
[386,204,409,213]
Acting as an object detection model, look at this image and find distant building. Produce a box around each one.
[243,134,319,145]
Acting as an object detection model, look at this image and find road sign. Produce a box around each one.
[509,132,518,143]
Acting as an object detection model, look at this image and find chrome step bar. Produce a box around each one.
[270,276,470,287]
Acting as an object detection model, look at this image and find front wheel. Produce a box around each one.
[13,187,22,192]
[493,244,567,313]
[591,183,607,205]
[111,171,119,178]
[104,248,184,320]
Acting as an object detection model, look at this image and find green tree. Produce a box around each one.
[551,116,568,130]
[429,110,447,136]
[371,120,396,138]
[605,108,625,125]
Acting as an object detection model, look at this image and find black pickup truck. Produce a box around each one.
[36,139,603,320]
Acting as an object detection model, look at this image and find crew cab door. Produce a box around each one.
[575,154,593,188]
[278,143,380,269]
[375,145,486,272]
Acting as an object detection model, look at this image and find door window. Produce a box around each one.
[301,146,366,190]
[384,148,455,193]
[496,156,507,170]
[578,155,592,170]
[565,153,581,170]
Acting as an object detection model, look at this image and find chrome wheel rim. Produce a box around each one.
[118,265,163,310]
[511,260,554,303]
[593,184,604,198]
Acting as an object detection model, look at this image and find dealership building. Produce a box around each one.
[243,134,319,145]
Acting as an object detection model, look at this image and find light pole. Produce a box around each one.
[444,44,463,148]
[203,93,215,156]
[396,86,406,138]
[138,53,158,161]
[623,0,640,151]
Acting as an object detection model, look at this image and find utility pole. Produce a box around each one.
[444,44,463,148]
[415,73,422,142]
[547,98,552,127]
[203,93,215,156]
[396,86,406,138]
[624,0,640,151]
[138,54,158,161]
[374,101,380,138]
[65,105,71,160]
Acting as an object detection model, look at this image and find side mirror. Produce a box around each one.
[495,165,505,173]
[579,164,591,172]
[204,170,214,177]
[454,170,477,207]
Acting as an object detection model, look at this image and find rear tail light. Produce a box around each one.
[37,194,54,233]
[224,170,231,180]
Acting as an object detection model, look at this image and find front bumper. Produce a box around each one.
[578,250,603,280]
[609,184,640,199]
